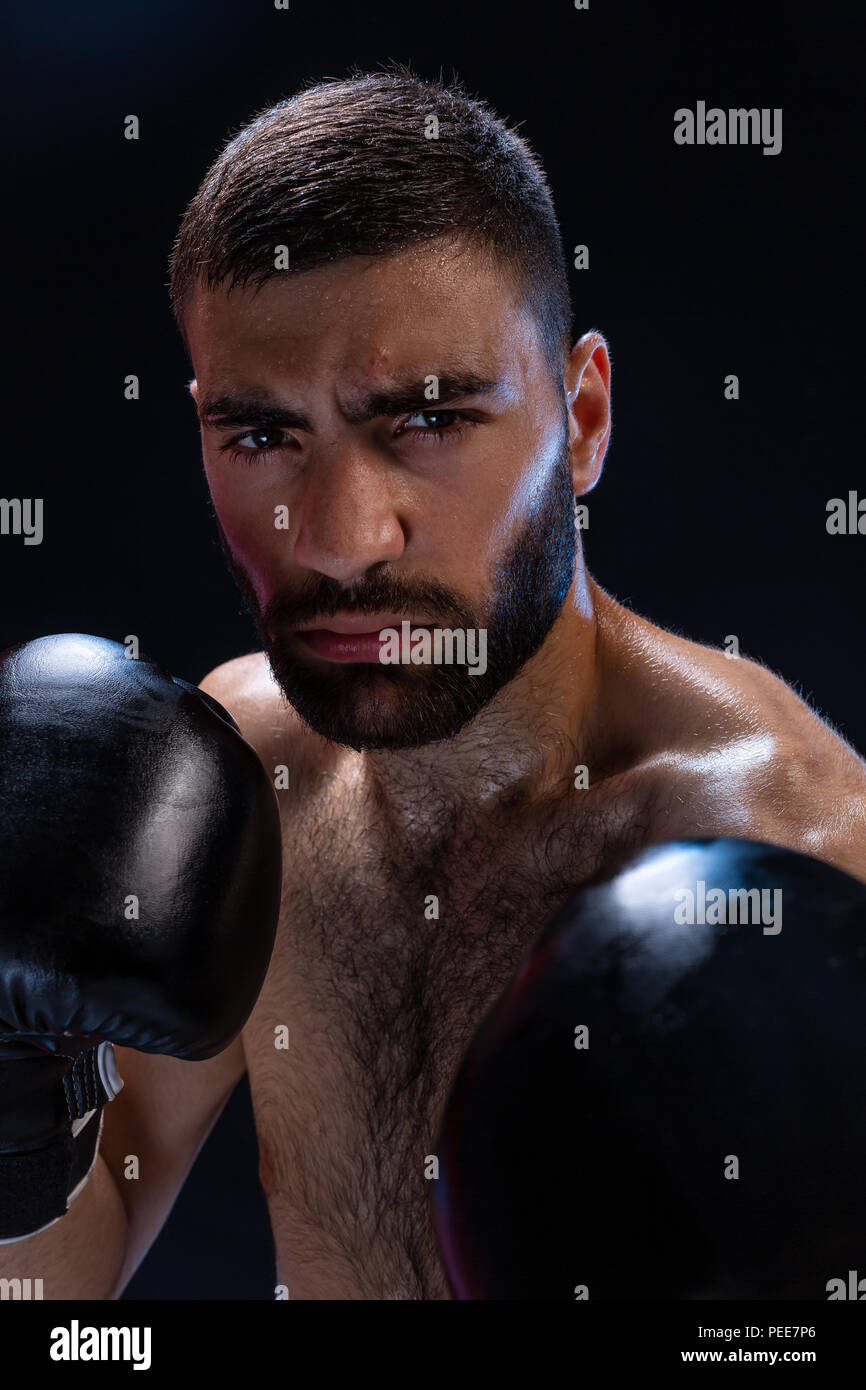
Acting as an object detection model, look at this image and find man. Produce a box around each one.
[5,67,864,1300]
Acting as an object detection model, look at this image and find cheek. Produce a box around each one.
[445,473,525,560]
[421,493,515,600]
[435,445,528,550]
[204,455,289,565]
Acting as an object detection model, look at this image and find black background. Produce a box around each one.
[5,0,862,1298]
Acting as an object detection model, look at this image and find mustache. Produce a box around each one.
[259,570,475,633]
[211,519,474,634]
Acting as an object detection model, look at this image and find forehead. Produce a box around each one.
[184,240,543,387]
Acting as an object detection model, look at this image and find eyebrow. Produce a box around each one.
[197,370,503,431]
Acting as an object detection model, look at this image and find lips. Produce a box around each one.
[293,615,434,664]
[293,613,433,635]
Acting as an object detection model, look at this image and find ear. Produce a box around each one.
[564,331,612,494]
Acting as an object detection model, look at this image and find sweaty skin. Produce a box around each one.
[180,240,865,1299]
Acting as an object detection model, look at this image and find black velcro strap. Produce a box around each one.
[0,1133,72,1239]
[0,1096,102,1241]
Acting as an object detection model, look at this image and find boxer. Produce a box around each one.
[2,68,863,1300]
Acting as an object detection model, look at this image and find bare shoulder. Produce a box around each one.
[197,650,281,737]
[600,599,866,882]
[196,650,335,791]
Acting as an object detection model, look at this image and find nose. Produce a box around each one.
[293,445,407,583]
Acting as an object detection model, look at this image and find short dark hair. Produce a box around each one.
[169,65,573,379]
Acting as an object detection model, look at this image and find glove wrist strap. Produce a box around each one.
[0,1044,120,1242]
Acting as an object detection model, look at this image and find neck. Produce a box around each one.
[362,565,603,830]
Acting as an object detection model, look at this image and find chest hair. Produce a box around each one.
[250,775,648,1295]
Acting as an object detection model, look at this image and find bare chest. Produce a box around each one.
[242,785,643,1299]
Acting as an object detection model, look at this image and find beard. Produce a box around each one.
[216,432,577,751]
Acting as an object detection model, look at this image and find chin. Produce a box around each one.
[266,642,503,751]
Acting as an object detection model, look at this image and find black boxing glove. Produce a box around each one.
[434,838,866,1299]
[0,633,282,1242]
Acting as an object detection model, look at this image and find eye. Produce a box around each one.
[220,427,294,464]
[234,427,290,452]
[397,409,476,443]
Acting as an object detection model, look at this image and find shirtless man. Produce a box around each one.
[2,69,863,1301]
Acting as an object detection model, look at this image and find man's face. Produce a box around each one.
[185,240,576,750]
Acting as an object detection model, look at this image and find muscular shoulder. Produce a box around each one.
[197,651,324,784]
[603,605,866,881]
[197,651,279,734]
